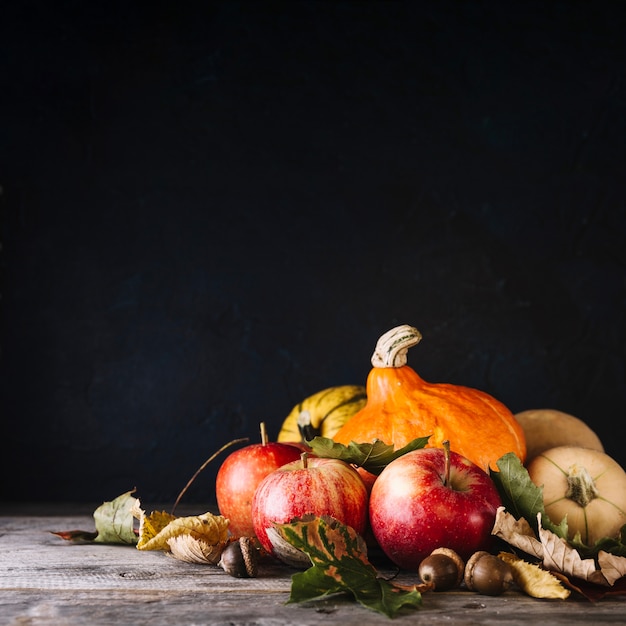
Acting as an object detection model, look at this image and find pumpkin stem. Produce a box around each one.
[442,440,451,487]
[297,410,318,443]
[260,422,268,445]
[371,324,422,368]
[565,464,600,507]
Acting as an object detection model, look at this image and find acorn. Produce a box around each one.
[418,548,465,591]
[218,537,259,578]
[464,551,514,596]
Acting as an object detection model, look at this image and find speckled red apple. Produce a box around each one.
[251,454,368,558]
[215,424,302,538]
[369,444,502,569]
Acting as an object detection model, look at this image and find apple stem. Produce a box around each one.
[443,440,451,486]
[171,437,249,515]
[301,451,308,469]
[260,422,268,445]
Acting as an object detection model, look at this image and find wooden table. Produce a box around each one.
[1,504,625,625]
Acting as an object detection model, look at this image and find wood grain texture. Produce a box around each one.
[1,510,625,625]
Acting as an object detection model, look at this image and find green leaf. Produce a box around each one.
[585,525,626,558]
[274,516,422,618]
[306,436,430,475]
[491,453,569,538]
[93,490,139,545]
[51,491,139,545]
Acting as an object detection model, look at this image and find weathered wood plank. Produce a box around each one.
[1,510,625,625]
[3,588,626,626]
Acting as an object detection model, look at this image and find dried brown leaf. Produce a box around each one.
[491,507,544,559]
[167,534,227,564]
[493,508,626,588]
[537,521,608,585]
[556,572,626,602]
[597,551,626,586]
[50,529,99,542]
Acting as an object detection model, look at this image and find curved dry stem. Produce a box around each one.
[171,437,249,515]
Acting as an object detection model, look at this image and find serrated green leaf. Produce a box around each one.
[595,525,626,558]
[93,490,139,545]
[275,516,421,618]
[491,453,568,539]
[307,436,430,475]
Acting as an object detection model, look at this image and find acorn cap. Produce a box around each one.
[218,536,258,578]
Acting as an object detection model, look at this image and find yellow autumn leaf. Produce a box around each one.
[498,552,570,599]
[135,509,178,550]
[137,512,230,551]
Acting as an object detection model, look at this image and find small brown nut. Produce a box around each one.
[464,551,514,596]
[430,548,465,587]
[418,548,465,591]
[218,537,258,578]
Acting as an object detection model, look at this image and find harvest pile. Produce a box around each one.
[54,324,626,618]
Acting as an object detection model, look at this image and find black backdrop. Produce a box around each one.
[1,1,625,505]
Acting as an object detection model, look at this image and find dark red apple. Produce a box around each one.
[251,454,369,559]
[369,444,502,570]
[215,424,302,538]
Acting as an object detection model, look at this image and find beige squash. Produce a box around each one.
[527,446,626,545]
[514,409,603,463]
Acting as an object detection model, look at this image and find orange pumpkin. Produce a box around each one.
[333,325,526,472]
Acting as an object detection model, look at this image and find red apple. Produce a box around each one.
[356,466,377,494]
[251,454,369,559]
[215,424,302,538]
[369,444,502,570]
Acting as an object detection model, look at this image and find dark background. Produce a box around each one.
[1,1,625,506]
